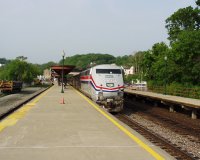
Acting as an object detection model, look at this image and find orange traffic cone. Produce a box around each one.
[60,97,65,104]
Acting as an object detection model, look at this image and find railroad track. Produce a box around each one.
[0,87,50,121]
[139,111,200,141]
[115,114,198,160]
[125,98,200,142]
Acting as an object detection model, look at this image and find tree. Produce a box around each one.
[115,55,130,66]
[62,53,115,70]
[165,4,200,43]
[16,56,27,61]
[37,61,57,74]
[0,58,40,83]
[162,1,200,86]
[142,42,170,85]
[171,30,200,85]
[196,0,200,6]
[129,51,144,74]
[0,58,10,64]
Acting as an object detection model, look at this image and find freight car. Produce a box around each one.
[0,80,23,93]
[70,64,124,112]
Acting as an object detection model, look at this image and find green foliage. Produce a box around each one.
[115,55,130,66]
[119,52,145,84]
[115,52,144,72]
[0,59,40,83]
[165,3,200,86]
[129,52,144,72]
[148,82,200,99]
[61,53,115,70]
[171,30,200,84]
[142,3,200,89]
[196,0,200,6]
[142,42,170,84]
[165,5,200,43]
[0,58,10,64]
[16,56,27,61]
[37,61,58,74]
[142,34,200,86]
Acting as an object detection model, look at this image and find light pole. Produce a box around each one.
[61,50,65,93]
[164,56,167,95]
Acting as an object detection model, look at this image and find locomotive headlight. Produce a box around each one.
[99,91,103,97]
[118,90,123,97]
[98,91,104,101]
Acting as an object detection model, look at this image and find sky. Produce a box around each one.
[0,0,197,64]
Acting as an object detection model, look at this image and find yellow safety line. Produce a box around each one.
[73,87,165,160]
[0,86,53,133]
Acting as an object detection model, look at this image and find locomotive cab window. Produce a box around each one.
[96,69,121,74]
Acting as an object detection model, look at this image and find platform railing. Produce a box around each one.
[147,86,200,99]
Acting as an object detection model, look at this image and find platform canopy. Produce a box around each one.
[51,65,75,77]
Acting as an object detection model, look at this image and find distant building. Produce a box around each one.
[0,63,4,67]
[43,69,51,80]
[69,72,80,76]
[123,66,136,76]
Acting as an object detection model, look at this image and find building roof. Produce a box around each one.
[51,65,75,76]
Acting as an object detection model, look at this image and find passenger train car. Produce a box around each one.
[70,64,124,112]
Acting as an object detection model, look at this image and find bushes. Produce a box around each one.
[148,82,200,99]
[0,59,40,84]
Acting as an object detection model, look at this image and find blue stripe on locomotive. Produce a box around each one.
[80,80,119,92]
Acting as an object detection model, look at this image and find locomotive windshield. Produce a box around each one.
[96,69,121,74]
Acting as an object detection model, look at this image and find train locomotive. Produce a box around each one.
[70,64,124,112]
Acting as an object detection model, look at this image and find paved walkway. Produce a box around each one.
[0,85,174,160]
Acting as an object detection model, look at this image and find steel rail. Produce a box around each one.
[115,114,198,160]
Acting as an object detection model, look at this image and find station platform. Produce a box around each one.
[124,89,200,108]
[0,85,174,160]
[125,89,200,119]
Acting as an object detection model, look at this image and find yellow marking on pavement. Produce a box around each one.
[32,87,52,103]
[0,86,52,133]
[26,103,36,106]
[74,88,165,160]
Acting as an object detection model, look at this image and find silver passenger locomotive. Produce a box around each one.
[70,64,124,112]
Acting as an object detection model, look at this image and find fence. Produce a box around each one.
[148,86,200,99]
